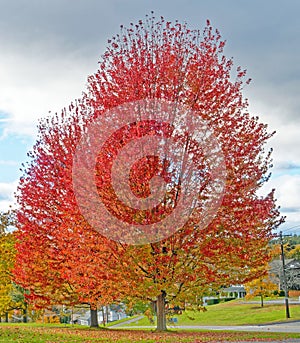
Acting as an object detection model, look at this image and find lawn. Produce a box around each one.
[1,300,300,342]
[0,324,300,343]
[121,299,300,327]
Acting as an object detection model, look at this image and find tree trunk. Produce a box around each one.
[106,305,109,324]
[90,306,99,328]
[101,306,106,326]
[5,312,8,323]
[156,290,167,331]
[23,304,28,323]
[260,294,264,308]
[260,286,264,308]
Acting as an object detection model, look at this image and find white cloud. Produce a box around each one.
[245,98,300,173]
[271,124,300,170]
[0,43,98,137]
[0,181,17,211]
[260,174,300,231]
[0,160,19,166]
[274,175,300,211]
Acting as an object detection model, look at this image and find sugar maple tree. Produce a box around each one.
[15,14,282,331]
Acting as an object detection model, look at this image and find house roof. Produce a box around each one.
[222,286,246,292]
[286,259,300,269]
[270,258,300,270]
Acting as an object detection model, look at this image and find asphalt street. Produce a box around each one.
[168,321,300,333]
[112,319,300,333]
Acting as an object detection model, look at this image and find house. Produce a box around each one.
[76,305,127,326]
[269,258,300,291]
[286,259,300,291]
[221,285,246,299]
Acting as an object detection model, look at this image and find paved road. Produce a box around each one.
[110,320,300,342]
[243,299,300,305]
[111,320,300,333]
[170,321,300,333]
[110,315,144,327]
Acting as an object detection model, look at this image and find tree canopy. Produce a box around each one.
[14,14,282,330]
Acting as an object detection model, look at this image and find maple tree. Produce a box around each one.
[14,14,282,331]
[14,113,126,327]
[82,14,282,330]
[0,229,15,322]
[0,212,15,287]
[0,212,14,322]
[0,211,27,322]
[245,265,278,307]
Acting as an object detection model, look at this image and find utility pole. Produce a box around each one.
[279,231,290,319]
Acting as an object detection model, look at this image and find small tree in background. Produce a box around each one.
[245,272,278,307]
[0,211,28,322]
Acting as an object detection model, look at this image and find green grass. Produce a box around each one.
[0,324,300,342]
[119,299,300,327]
[1,300,299,342]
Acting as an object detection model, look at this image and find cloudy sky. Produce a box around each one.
[0,0,299,234]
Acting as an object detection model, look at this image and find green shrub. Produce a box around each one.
[206,299,220,305]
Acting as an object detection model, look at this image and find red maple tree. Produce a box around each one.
[14,14,282,330]
[14,112,125,326]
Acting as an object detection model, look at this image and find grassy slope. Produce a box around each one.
[121,299,300,327]
[1,300,299,342]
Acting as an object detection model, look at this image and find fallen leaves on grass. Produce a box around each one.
[0,325,299,343]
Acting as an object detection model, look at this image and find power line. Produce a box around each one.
[282,224,300,236]
[280,225,300,234]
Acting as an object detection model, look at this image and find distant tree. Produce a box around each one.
[287,245,300,260]
[245,269,278,307]
[0,212,15,322]
[0,211,28,322]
